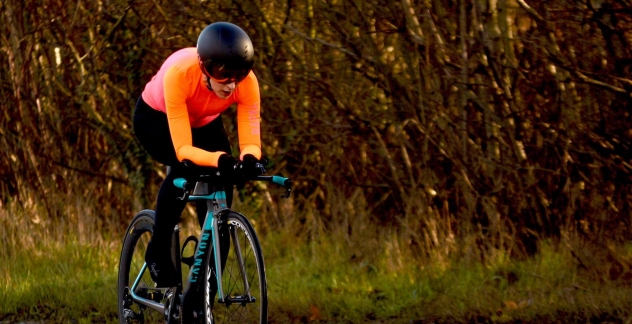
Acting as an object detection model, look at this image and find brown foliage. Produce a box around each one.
[2,0,632,258]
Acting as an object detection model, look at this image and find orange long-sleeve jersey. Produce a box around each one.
[141,47,261,167]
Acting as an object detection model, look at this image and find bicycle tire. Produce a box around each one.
[117,210,164,324]
[203,211,268,324]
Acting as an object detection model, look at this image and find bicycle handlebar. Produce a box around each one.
[255,175,293,198]
[173,174,292,199]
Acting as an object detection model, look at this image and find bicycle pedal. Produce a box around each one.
[123,308,139,320]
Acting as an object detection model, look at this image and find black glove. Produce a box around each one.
[240,154,266,178]
[217,154,239,180]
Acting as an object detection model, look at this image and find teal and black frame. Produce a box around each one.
[117,166,292,324]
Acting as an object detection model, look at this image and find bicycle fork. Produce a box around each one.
[229,225,253,303]
[183,187,255,306]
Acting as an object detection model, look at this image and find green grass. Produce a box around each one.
[0,239,119,323]
[2,232,632,323]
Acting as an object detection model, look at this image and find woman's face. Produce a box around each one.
[206,75,236,99]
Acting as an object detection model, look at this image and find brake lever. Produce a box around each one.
[176,179,193,201]
[176,189,190,201]
[255,162,266,175]
[282,179,292,199]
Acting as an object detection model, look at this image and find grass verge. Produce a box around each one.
[0,239,119,323]
[2,233,632,323]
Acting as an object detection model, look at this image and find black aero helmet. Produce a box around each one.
[197,22,254,83]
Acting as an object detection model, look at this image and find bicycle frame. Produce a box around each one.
[127,181,249,312]
[126,173,291,317]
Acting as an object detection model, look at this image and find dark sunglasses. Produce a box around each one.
[202,60,251,83]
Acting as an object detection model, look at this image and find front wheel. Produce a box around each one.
[204,211,268,323]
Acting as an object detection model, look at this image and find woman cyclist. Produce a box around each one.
[132,22,263,287]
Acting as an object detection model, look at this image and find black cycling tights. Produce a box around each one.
[133,97,233,247]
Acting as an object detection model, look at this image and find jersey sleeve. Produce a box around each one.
[163,66,226,167]
[236,73,262,160]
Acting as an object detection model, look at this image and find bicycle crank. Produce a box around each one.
[164,288,181,324]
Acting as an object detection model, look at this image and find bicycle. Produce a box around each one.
[117,160,292,324]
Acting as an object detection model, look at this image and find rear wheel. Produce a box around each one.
[117,210,165,324]
[204,211,267,323]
